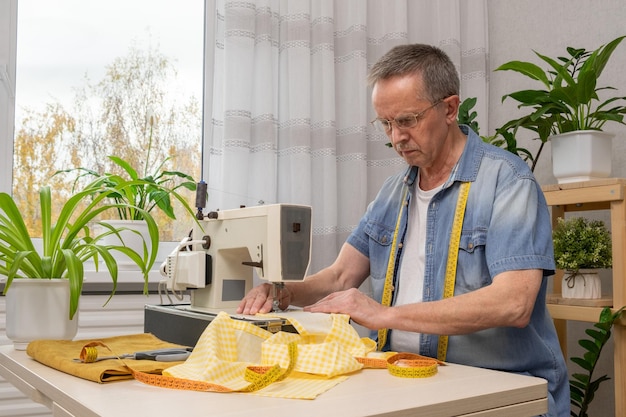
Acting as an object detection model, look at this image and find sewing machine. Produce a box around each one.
[146,203,311,346]
[164,203,312,312]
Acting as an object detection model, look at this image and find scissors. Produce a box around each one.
[73,347,193,363]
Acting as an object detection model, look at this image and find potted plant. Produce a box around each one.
[0,183,159,349]
[495,35,626,183]
[570,306,625,417]
[70,154,198,263]
[552,217,612,299]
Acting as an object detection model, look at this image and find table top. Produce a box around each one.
[0,345,547,417]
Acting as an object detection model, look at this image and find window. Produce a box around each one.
[13,0,204,242]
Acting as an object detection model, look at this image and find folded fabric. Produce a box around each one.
[26,333,188,383]
[163,311,375,399]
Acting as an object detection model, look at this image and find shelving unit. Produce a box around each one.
[542,178,626,417]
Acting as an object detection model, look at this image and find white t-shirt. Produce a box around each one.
[389,180,442,353]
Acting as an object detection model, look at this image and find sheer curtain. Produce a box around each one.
[202,0,489,273]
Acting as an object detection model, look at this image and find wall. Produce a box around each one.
[488,1,626,416]
[487,0,626,184]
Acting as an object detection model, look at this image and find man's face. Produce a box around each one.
[371,73,453,169]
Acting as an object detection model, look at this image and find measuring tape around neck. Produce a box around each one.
[377,188,408,350]
[377,182,471,361]
[437,181,471,361]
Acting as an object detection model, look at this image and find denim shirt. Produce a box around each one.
[347,126,569,417]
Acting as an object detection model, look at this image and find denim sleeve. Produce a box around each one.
[346,213,370,258]
[486,177,555,277]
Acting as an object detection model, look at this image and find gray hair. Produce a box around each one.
[367,44,460,102]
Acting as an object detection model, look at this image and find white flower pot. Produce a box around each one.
[100,219,152,270]
[562,269,602,299]
[5,279,79,350]
[550,130,613,184]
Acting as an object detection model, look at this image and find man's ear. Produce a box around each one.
[443,95,461,123]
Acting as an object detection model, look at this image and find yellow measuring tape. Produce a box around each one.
[437,181,471,361]
[78,340,299,393]
[377,182,471,362]
[377,188,408,351]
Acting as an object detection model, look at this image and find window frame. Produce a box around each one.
[0,0,209,290]
[0,0,17,194]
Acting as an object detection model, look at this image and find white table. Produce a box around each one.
[0,345,547,417]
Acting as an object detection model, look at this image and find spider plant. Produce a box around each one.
[0,183,158,319]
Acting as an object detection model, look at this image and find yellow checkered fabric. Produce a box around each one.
[163,311,375,399]
[260,311,372,377]
[164,312,270,390]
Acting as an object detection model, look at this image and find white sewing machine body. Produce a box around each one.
[165,204,312,311]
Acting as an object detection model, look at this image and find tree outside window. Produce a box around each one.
[13,1,204,241]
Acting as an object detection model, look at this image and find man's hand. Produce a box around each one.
[303,288,387,330]
[236,283,292,315]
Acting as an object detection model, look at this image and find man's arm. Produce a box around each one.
[237,243,370,315]
[304,269,543,334]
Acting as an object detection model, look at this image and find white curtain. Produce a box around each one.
[202,0,489,273]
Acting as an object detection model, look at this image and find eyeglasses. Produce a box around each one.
[370,99,443,134]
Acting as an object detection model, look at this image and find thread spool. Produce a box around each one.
[195,181,208,219]
[195,181,207,209]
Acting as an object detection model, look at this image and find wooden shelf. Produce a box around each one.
[547,304,608,323]
[546,294,612,307]
[542,179,626,417]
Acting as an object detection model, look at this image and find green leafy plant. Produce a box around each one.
[456,97,537,168]
[0,184,159,319]
[552,217,612,272]
[495,35,626,147]
[69,155,198,221]
[456,97,480,134]
[570,306,625,417]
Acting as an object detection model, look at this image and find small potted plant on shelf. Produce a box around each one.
[552,216,612,299]
[0,184,159,349]
[495,35,626,183]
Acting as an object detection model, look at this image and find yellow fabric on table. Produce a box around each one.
[259,310,374,377]
[26,333,188,383]
[163,311,376,399]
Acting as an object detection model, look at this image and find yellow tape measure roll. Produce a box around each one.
[386,353,439,378]
[356,352,444,378]
[81,346,100,363]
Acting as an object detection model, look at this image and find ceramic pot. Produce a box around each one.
[550,130,613,184]
[100,219,151,270]
[5,279,78,350]
[562,269,602,299]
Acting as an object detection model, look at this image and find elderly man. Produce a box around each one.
[238,44,569,417]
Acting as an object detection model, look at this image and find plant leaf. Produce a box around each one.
[495,61,551,87]
[62,248,84,320]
